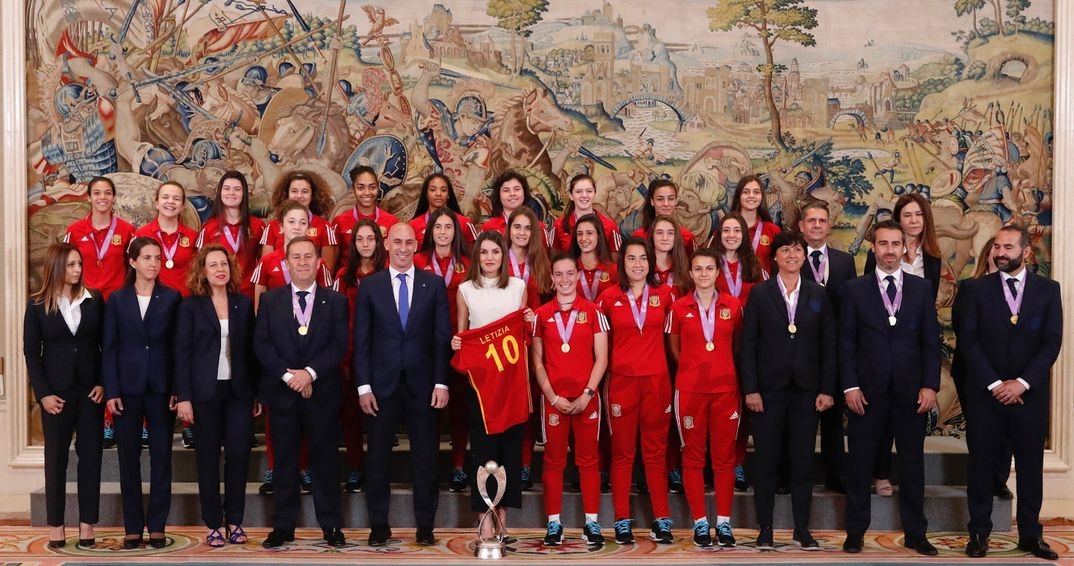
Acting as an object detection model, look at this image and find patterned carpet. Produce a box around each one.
[5,527,1072,564]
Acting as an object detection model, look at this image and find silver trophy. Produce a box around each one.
[475,460,508,559]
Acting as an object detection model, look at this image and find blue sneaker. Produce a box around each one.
[582,521,604,547]
[734,464,748,491]
[140,426,149,448]
[693,520,713,547]
[103,422,116,449]
[344,470,364,493]
[716,521,736,547]
[613,518,635,545]
[649,518,673,544]
[668,468,684,493]
[543,521,564,546]
[258,469,274,495]
[520,465,533,490]
[181,426,195,449]
[450,469,468,492]
[300,469,313,494]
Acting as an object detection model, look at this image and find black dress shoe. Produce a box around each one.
[903,535,938,556]
[123,536,143,550]
[755,525,774,550]
[416,526,436,546]
[994,484,1015,500]
[843,533,863,553]
[793,529,820,550]
[368,525,391,547]
[323,528,346,547]
[262,529,294,548]
[965,533,989,558]
[1018,538,1059,560]
[148,536,169,549]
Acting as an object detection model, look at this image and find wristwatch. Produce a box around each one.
[583,387,596,397]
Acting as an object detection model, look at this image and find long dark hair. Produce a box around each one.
[125,237,163,286]
[642,179,678,230]
[208,170,252,240]
[413,172,464,217]
[893,192,941,258]
[341,219,386,288]
[617,237,659,289]
[489,170,532,216]
[31,243,86,314]
[420,207,468,258]
[465,230,511,289]
[730,174,774,223]
[713,212,763,282]
[648,215,691,288]
[507,207,552,294]
[560,173,596,237]
[569,213,612,265]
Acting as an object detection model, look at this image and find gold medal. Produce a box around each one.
[97,260,103,268]
[561,343,570,353]
[165,260,174,269]
[705,341,715,352]
[298,325,308,336]
[1010,315,1019,325]
[788,323,797,334]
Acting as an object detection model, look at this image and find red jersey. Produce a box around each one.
[334,266,379,359]
[333,206,398,264]
[534,298,609,397]
[63,215,136,299]
[667,292,743,394]
[249,249,334,290]
[653,266,688,296]
[260,214,337,250]
[135,219,198,297]
[409,211,478,248]
[598,285,674,376]
[414,251,470,332]
[451,309,531,434]
[576,261,618,303]
[552,212,623,253]
[196,216,266,298]
[480,213,551,247]
[715,259,758,305]
[632,225,697,255]
[507,252,545,310]
[748,220,781,275]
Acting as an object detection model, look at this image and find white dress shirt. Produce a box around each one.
[58,288,93,334]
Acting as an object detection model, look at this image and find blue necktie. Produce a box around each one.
[297,290,308,311]
[885,275,897,303]
[397,273,409,327]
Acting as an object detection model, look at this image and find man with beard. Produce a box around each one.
[839,220,940,555]
[956,226,1062,560]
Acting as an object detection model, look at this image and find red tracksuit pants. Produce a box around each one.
[675,389,740,519]
[541,395,601,516]
[607,372,672,520]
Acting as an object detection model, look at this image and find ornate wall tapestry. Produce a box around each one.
[24,0,1055,438]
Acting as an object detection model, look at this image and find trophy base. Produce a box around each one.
[475,540,507,559]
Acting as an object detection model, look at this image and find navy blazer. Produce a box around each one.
[739,277,837,396]
[254,285,348,408]
[23,291,105,402]
[956,271,1062,395]
[839,271,941,405]
[174,294,256,403]
[864,249,941,303]
[353,268,451,399]
[802,246,857,316]
[102,284,182,399]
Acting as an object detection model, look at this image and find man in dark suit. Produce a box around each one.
[740,230,836,550]
[254,236,349,548]
[354,223,451,547]
[799,200,857,492]
[839,220,940,555]
[957,226,1062,560]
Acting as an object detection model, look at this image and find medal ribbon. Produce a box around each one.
[509,249,530,283]
[1001,274,1024,319]
[722,258,743,297]
[354,206,380,223]
[878,272,903,319]
[280,258,292,284]
[808,249,827,285]
[628,285,650,332]
[222,223,243,253]
[553,309,578,349]
[431,253,455,287]
[579,269,603,301]
[694,291,717,345]
[751,220,765,252]
[91,215,118,263]
[776,275,798,327]
[292,289,313,329]
[157,229,179,266]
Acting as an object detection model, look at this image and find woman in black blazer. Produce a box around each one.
[103,237,182,549]
[23,243,105,548]
[175,244,259,547]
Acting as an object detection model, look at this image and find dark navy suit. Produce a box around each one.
[353,267,450,530]
[254,285,348,533]
[957,271,1062,540]
[102,283,181,536]
[175,293,256,530]
[839,270,940,538]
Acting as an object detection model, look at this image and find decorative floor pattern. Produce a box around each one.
[4,527,1073,564]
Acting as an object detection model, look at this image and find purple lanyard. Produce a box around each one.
[751,220,765,252]
[807,249,827,284]
[222,223,242,253]
[722,258,743,297]
[280,258,292,284]
[554,309,578,347]
[157,229,179,265]
[431,254,455,287]
[90,216,118,263]
[776,275,798,326]
[628,285,650,333]
[580,269,603,301]
[354,206,380,223]
[694,291,717,344]
[509,249,530,283]
[292,289,313,328]
[1002,275,1024,319]
[878,272,903,321]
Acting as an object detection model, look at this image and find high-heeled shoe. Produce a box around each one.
[123,536,143,550]
[78,524,95,548]
[47,539,66,548]
[148,532,168,549]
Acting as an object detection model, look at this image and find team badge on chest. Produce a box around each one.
[649,296,660,307]
[111,234,123,245]
[719,307,731,320]
[308,227,319,237]
[576,312,588,324]
[179,237,191,247]
[599,272,610,283]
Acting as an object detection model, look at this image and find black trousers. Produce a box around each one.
[751,387,819,529]
[364,385,441,528]
[845,392,928,537]
[267,392,341,532]
[42,390,104,527]
[965,387,1047,539]
[818,392,845,485]
[468,390,524,512]
[114,393,173,535]
[192,381,254,529]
